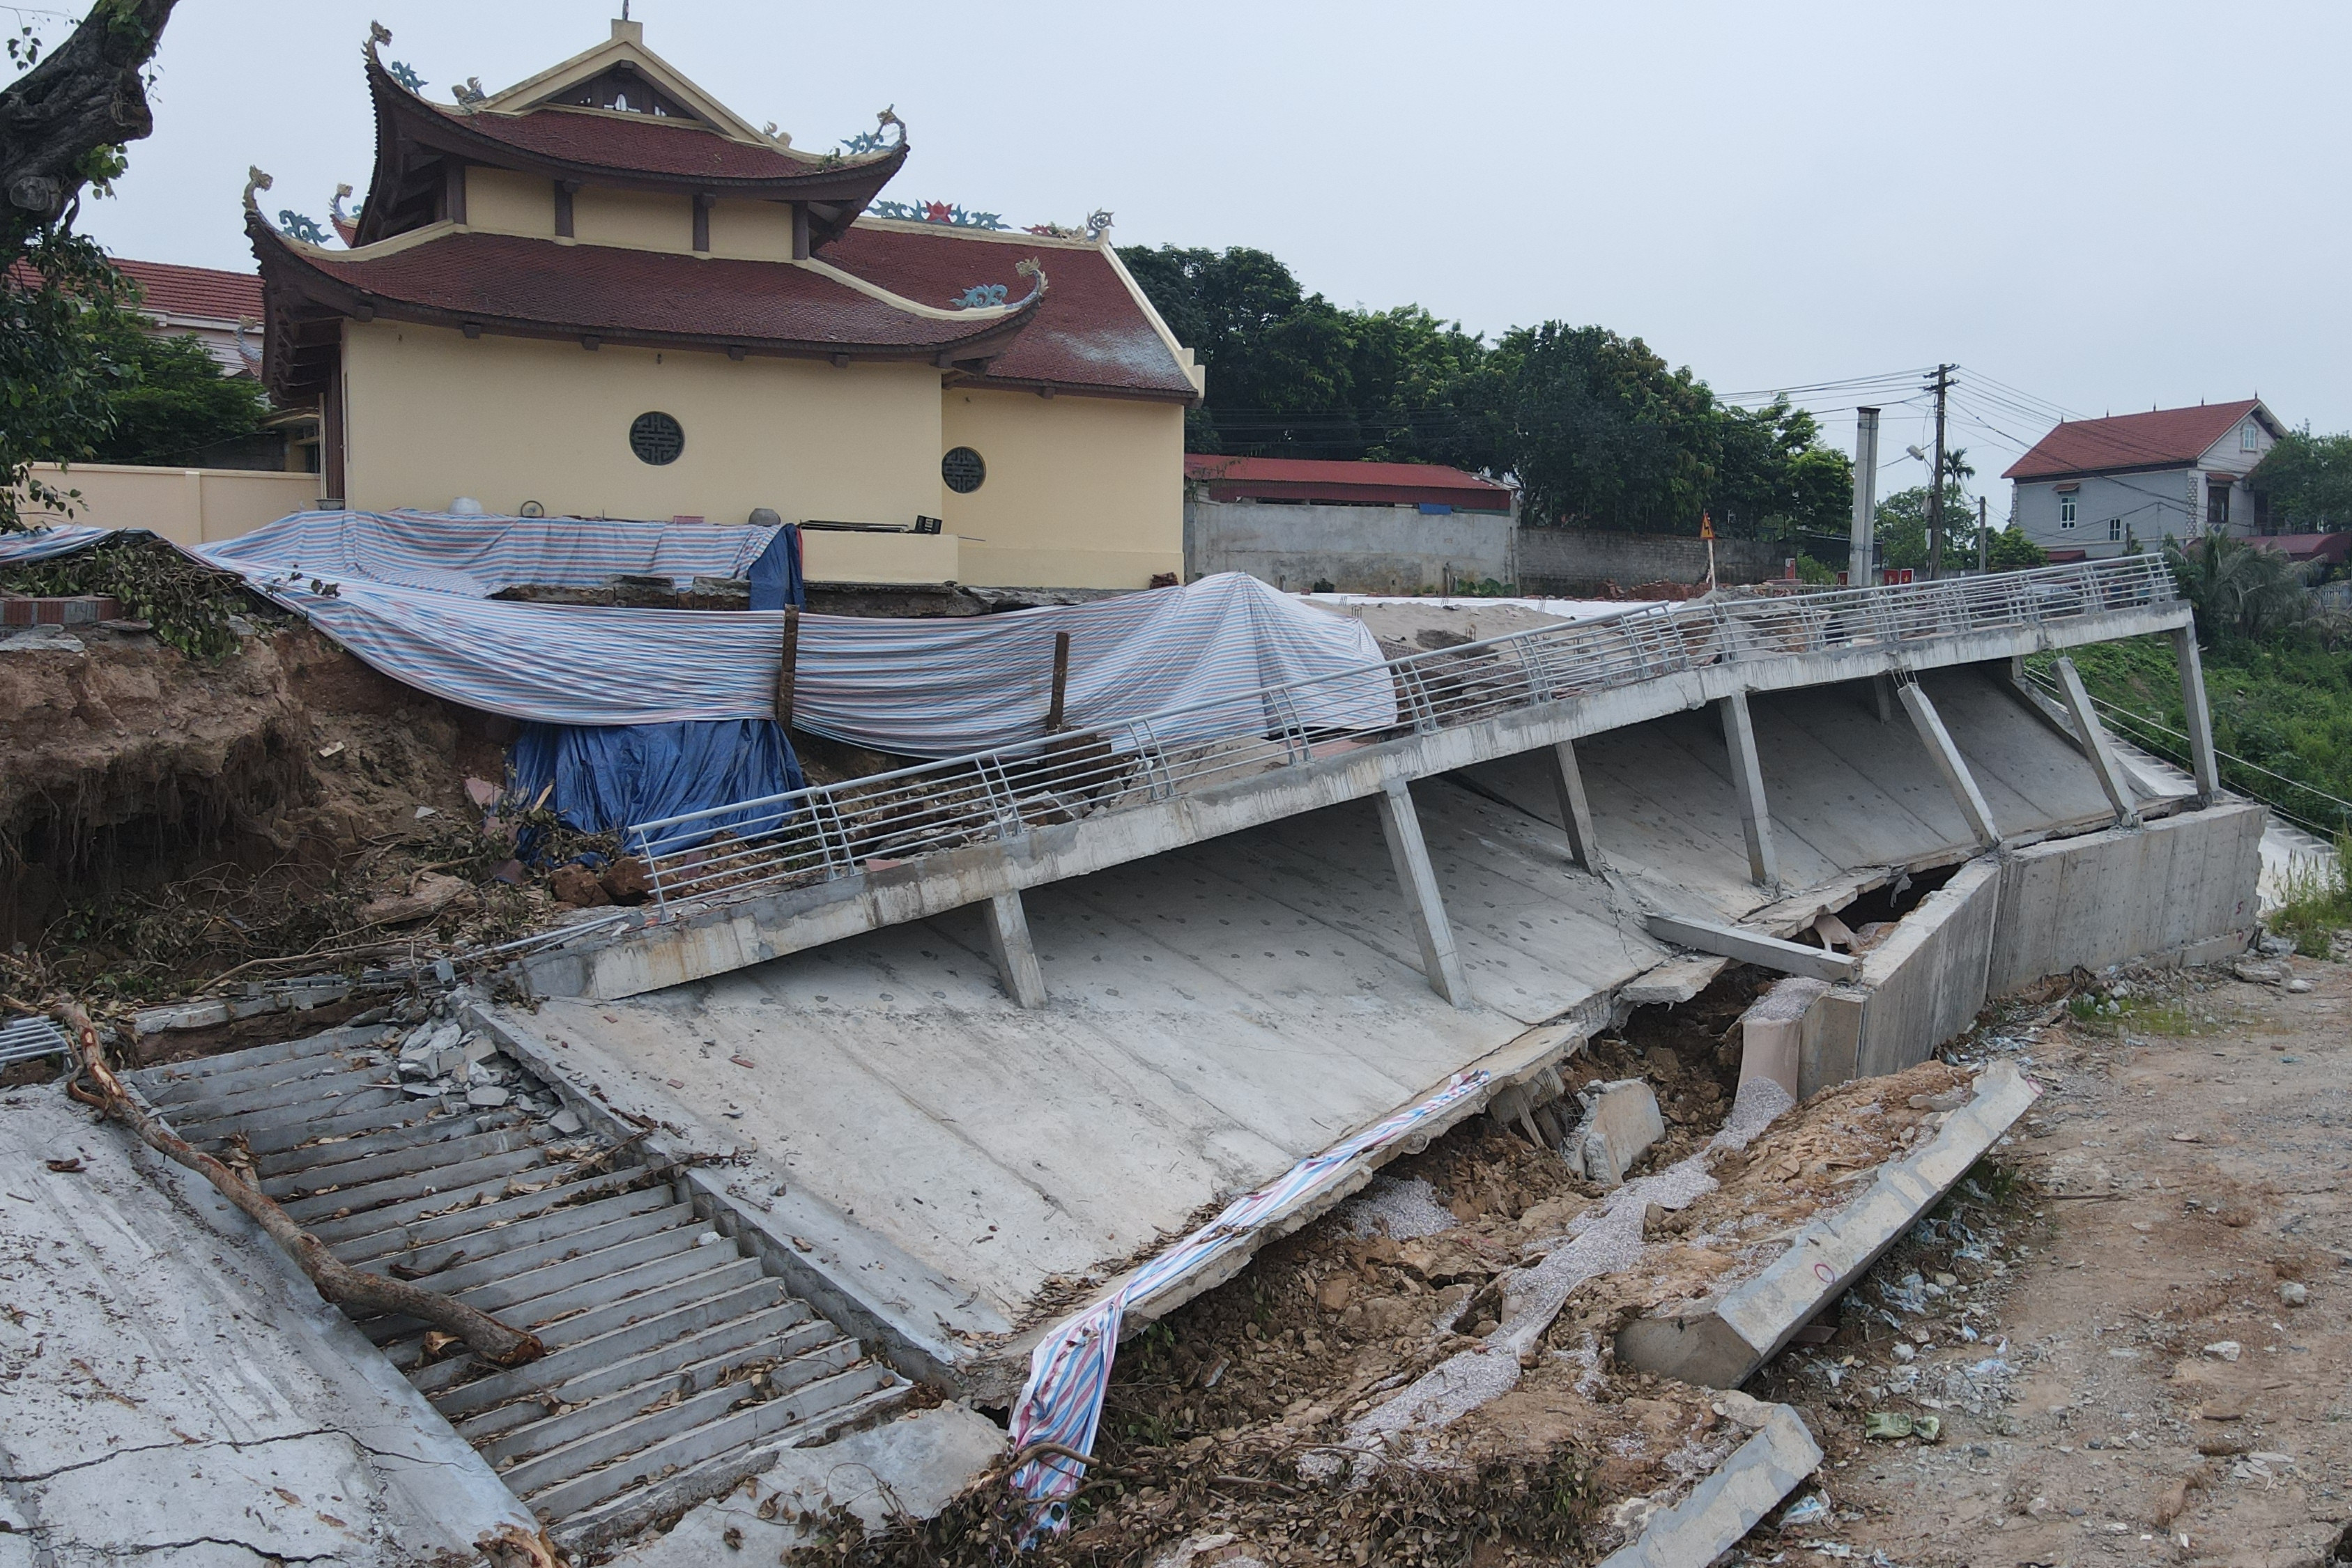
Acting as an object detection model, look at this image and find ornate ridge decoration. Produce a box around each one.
[872,199,1007,231]
[452,75,487,110]
[241,166,272,215]
[949,256,1048,312]
[1023,210,1116,243]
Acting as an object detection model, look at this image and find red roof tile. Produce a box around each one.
[261,228,1025,353]
[438,104,822,183]
[823,224,1198,401]
[114,258,263,322]
[2003,401,2265,481]
[1184,455,1514,508]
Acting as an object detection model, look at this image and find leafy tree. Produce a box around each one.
[1480,323,1716,529]
[2250,426,2352,531]
[1873,483,1978,571]
[2166,532,2313,645]
[1,1,181,530]
[1711,399,1852,537]
[80,300,268,464]
[1985,526,2048,570]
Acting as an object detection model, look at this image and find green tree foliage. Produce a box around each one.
[79,300,268,464]
[2165,532,2314,645]
[2249,425,2352,531]
[1985,525,2048,569]
[1120,244,1854,539]
[1871,483,1979,571]
[2,1,180,530]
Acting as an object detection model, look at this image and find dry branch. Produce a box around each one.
[56,1001,544,1367]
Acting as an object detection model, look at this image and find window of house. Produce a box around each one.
[2059,495,2077,527]
[2242,422,2260,452]
[941,446,986,494]
[2207,482,2230,529]
[2107,517,2122,542]
[629,410,684,466]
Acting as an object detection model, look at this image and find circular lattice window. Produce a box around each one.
[630,411,685,466]
[941,446,986,494]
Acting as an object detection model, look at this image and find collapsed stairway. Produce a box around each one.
[126,1017,914,1548]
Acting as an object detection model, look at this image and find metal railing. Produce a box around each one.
[622,555,2178,913]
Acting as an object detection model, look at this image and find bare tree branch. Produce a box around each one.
[0,0,178,238]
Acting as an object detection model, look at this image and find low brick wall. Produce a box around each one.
[2,594,123,627]
[1515,527,1789,592]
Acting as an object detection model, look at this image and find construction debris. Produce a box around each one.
[1573,1078,1666,1186]
[1595,1401,1823,1568]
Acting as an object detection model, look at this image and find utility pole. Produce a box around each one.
[1926,364,1953,579]
[1976,495,1988,574]
[1850,407,1880,586]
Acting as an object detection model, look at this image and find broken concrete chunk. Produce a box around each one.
[465,1086,509,1108]
[549,1108,584,1136]
[1595,1403,1822,1568]
[1574,1079,1664,1187]
[1615,1059,2037,1388]
[1737,978,1829,1100]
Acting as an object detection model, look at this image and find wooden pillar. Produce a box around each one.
[1045,631,1070,733]
[1374,776,1472,1008]
[1542,739,1599,872]
[773,606,799,730]
[2053,656,2140,827]
[981,891,1047,1010]
[2172,625,2220,806]
[1719,691,1778,891]
[1897,680,2001,849]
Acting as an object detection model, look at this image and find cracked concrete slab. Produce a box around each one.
[0,1083,531,1565]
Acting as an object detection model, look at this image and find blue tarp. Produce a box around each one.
[508,718,806,851]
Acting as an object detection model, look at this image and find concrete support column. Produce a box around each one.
[1719,691,1778,891]
[1896,680,2001,848]
[981,891,1047,1009]
[1543,739,1600,872]
[1374,776,1473,1008]
[2052,656,2141,828]
[2172,625,2220,806]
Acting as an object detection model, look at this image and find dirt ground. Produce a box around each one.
[1753,955,2352,1568]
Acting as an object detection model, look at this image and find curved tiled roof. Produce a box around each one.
[255,226,1028,352]
[825,223,1197,401]
[437,102,822,183]
[116,258,263,323]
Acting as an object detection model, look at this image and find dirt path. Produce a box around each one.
[1783,958,2352,1568]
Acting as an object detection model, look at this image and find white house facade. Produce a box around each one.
[2004,399,2283,559]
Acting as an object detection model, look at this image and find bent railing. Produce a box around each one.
[622,556,2177,912]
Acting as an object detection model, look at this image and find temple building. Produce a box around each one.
[245,19,1202,588]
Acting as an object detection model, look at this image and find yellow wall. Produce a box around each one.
[14,463,319,544]
[571,185,689,250]
[940,389,1183,588]
[339,321,944,528]
[707,198,795,261]
[466,167,554,236]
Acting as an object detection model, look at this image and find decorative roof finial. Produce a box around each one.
[1013,256,1049,306]
[1085,210,1113,243]
[877,105,906,146]
[452,75,486,109]
[242,167,273,214]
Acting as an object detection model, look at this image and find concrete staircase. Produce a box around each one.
[128,1019,914,1548]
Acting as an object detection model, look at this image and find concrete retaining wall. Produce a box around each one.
[1799,859,2001,1098]
[1516,527,1788,592]
[1183,498,1514,593]
[1986,802,2266,994]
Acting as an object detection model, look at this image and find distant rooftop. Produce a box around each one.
[1185,456,1515,511]
[2003,399,2277,482]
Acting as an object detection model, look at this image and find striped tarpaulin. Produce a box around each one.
[0,524,120,564]
[187,512,1393,754]
[1004,1068,1491,1535]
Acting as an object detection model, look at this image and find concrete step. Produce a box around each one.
[210,1094,463,1160]
[424,1279,792,1414]
[392,1256,771,1373]
[507,1360,900,1514]
[531,1378,912,1540]
[172,1082,409,1144]
[278,1143,555,1225]
[449,1305,832,1445]
[252,1108,518,1181]
[348,1181,681,1275]
[359,1223,721,1345]
[328,1170,670,1265]
[263,1123,548,1201]
[478,1330,863,1470]
[125,1023,382,1091]
[157,1052,399,1120]
[378,1202,699,1298]
[136,1034,394,1106]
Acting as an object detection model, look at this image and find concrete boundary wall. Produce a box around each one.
[1987,802,2266,994]
[1183,498,1515,594]
[1799,859,2001,1098]
[1516,527,1788,592]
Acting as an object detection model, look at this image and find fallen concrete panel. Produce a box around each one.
[1574,1079,1666,1186]
[1798,856,2001,1097]
[1645,912,1854,983]
[1616,1059,2038,1388]
[0,1086,532,1564]
[1986,801,2266,994]
[1597,1403,1823,1568]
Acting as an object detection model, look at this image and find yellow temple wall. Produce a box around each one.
[939,387,1184,589]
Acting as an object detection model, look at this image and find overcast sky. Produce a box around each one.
[47,0,2352,498]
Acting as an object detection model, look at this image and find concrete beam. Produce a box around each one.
[2172,624,2220,806]
[1597,1402,1823,1568]
[1643,914,1854,983]
[518,599,2194,999]
[979,891,1047,1009]
[1615,1059,2037,1388]
[1374,776,1473,1008]
[2052,656,2141,827]
[1542,738,1601,871]
[1717,691,1778,890]
[1896,680,2001,848]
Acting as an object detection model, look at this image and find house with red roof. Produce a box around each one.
[2001,399,2284,560]
[243,17,1203,588]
